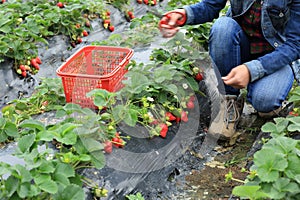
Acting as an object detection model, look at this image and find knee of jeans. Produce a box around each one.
[250,95,280,113]
[209,17,237,40]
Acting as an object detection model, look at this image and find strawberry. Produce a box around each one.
[103,19,111,24]
[34,65,40,70]
[195,72,203,81]
[103,23,109,29]
[137,0,143,3]
[75,23,81,29]
[70,42,76,48]
[149,0,157,5]
[77,37,83,44]
[21,71,27,77]
[118,138,125,148]
[180,111,188,122]
[82,30,89,37]
[85,20,91,27]
[106,11,111,16]
[104,141,113,154]
[289,111,299,116]
[19,65,26,71]
[189,95,196,102]
[144,0,149,4]
[35,57,42,64]
[56,2,64,8]
[24,65,31,71]
[111,132,125,148]
[30,58,40,70]
[149,118,159,125]
[112,137,120,147]
[186,101,195,109]
[176,116,181,123]
[159,123,168,138]
[128,11,133,17]
[108,25,115,32]
[41,101,48,107]
[166,112,176,121]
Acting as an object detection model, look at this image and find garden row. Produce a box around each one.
[0,0,163,78]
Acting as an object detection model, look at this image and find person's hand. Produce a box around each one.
[221,64,250,89]
[159,9,186,38]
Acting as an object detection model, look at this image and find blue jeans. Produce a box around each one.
[208,17,294,113]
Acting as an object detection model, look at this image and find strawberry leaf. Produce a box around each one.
[253,148,288,182]
[17,133,36,153]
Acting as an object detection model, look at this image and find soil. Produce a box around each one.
[184,132,257,200]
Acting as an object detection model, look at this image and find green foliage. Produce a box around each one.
[126,192,145,200]
[232,84,300,200]
[233,136,300,200]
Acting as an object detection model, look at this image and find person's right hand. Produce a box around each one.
[159,9,186,38]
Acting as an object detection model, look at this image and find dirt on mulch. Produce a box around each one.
[184,129,258,200]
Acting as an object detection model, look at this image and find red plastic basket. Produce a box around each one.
[56,45,134,109]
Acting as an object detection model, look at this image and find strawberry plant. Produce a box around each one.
[231,135,300,200]
[228,98,300,200]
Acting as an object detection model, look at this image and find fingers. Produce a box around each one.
[161,27,179,38]
[164,10,185,26]
[159,9,186,37]
[221,66,250,89]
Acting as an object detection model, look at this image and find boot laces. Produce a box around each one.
[224,95,240,128]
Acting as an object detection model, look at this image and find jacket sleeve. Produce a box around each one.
[183,0,228,25]
[245,0,300,82]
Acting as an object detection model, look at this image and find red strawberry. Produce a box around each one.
[112,137,120,147]
[82,30,89,37]
[189,95,196,102]
[159,123,168,138]
[144,0,149,4]
[35,57,42,64]
[166,112,176,121]
[77,37,83,44]
[30,58,40,70]
[104,141,113,154]
[186,101,195,110]
[75,23,81,29]
[137,0,143,3]
[195,72,203,81]
[103,19,111,24]
[1,0,6,4]
[180,111,188,122]
[108,25,115,32]
[21,71,27,77]
[41,101,48,106]
[106,11,111,16]
[118,138,125,148]
[128,11,133,17]
[56,2,64,8]
[176,116,181,123]
[19,65,26,71]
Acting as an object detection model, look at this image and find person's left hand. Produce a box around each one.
[221,64,250,89]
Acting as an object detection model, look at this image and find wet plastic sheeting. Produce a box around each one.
[81,96,214,199]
